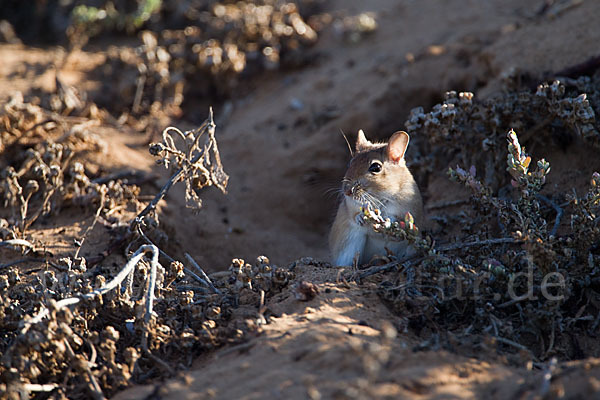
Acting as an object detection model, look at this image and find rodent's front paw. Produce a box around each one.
[354,212,366,226]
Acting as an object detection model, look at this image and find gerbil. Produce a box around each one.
[329,130,423,266]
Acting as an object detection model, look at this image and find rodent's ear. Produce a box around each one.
[355,129,372,152]
[387,131,410,163]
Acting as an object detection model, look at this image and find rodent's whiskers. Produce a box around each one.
[363,192,384,209]
[323,186,344,200]
[339,178,385,210]
[354,188,384,210]
[376,193,395,210]
[339,129,354,157]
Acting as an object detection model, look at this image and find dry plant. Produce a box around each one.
[0,93,134,239]
[358,74,600,362]
[405,75,599,191]
[144,108,228,214]
[69,0,162,41]
[89,0,322,116]
[0,249,296,398]
[0,109,298,399]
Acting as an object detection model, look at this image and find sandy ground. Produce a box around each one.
[3,0,600,398]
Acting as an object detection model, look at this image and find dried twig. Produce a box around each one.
[357,256,421,280]
[21,245,160,334]
[133,165,183,227]
[0,239,36,252]
[63,338,105,400]
[497,296,529,309]
[184,253,221,294]
[22,150,75,232]
[437,237,519,252]
[494,335,534,354]
[13,383,59,393]
[74,187,106,259]
[135,225,209,287]
[536,194,564,237]
[138,247,172,374]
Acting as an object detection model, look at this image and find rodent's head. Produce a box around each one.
[342,130,412,205]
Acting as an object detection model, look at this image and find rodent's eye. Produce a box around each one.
[368,161,383,174]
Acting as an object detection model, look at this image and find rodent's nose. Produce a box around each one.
[342,182,352,196]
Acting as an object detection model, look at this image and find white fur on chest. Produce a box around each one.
[335,197,409,265]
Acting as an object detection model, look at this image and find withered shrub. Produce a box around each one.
[364,73,600,362]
